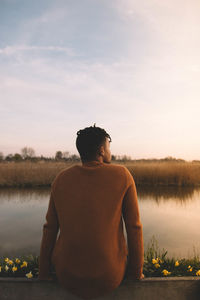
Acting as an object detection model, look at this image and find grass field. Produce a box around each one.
[0,160,200,187]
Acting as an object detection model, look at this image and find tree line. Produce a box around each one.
[0,147,79,162]
[0,147,134,163]
[0,147,195,163]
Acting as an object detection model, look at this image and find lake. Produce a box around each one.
[0,186,200,258]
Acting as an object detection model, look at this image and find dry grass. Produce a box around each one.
[0,161,200,187]
[125,161,200,186]
[0,161,79,187]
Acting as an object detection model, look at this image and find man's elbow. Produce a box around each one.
[126,221,143,232]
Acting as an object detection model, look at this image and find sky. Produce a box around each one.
[1,0,200,160]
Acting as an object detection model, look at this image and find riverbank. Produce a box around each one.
[1,254,200,279]
[1,238,200,278]
[0,161,200,187]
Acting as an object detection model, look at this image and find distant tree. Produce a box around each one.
[5,154,13,161]
[62,151,70,160]
[111,155,116,161]
[192,160,200,164]
[70,154,80,161]
[21,147,35,159]
[55,151,63,160]
[13,153,23,162]
[177,158,186,163]
[0,152,3,161]
[115,155,121,161]
[121,155,132,162]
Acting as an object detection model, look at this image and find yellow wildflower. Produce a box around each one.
[175,261,179,267]
[8,260,14,265]
[4,258,9,263]
[152,258,159,264]
[187,265,193,272]
[26,271,33,279]
[12,266,17,272]
[5,265,9,271]
[15,258,21,264]
[0,266,2,272]
[159,259,163,264]
[162,269,171,276]
[189,268,193,272]
[155,263,160,268]
[196,270,200,276]
[20,261,28,268]
[152,259,156,264]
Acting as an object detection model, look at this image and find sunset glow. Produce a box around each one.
[1,0,200,160]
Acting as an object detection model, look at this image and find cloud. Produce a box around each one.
[0,45,75,56]
[114,0,200,43]
[1,0,200,158]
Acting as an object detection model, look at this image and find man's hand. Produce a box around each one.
[126,273,145,281]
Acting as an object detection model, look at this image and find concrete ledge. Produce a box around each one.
[1,277,200,300]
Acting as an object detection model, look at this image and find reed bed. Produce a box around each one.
[0,161,78,187]
[125,161,200,186]
[0,161,200,187]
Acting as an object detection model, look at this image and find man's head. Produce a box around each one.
[76,124,112,163]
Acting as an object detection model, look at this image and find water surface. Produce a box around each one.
[0,186,200,258]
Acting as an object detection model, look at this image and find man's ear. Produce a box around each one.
[99,145,105,156]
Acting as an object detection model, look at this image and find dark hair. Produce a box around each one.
[76,124,112,161]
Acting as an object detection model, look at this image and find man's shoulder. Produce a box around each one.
[106,164,134,181]
[55,163,127,176]
[103,163,129,175]
[105,162,127,169]
[105,163,125,169]
[103,164,134,188]
[52,163,131,185]
[51,165,79,186]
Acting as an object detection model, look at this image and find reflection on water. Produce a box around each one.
[0,188,50,256]
[137,185,197,204]
[138,186,200,258]
[0,187,50,203]
[0,187,200,258]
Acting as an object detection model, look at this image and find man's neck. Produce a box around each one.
[82,157,103,165]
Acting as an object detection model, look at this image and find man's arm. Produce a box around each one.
[38,188,59,280]
[122,176,144,279]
